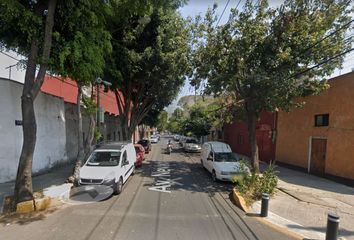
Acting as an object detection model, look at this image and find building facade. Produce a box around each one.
[223,111,277,163]
[276,72,354,184]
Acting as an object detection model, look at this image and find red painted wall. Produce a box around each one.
[41,75,121,115]
[223,111,277,163]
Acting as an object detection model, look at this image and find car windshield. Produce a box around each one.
[86,151,121,166]
[138,140,148,145]
[214,152,239,162]
[186,139,198,144]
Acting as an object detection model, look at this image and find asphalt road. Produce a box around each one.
[0,138,298,240]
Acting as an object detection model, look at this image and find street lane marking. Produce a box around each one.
[148,162,181,193]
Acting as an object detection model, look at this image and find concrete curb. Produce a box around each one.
[252,201,326,240]
[230,189,305,240]
[231,188,250,213]
[2,183,73,214]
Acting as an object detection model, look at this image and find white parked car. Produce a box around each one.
[77,142,136,194]
[184,138,201,153]
[201,141,250,181]
[149,135,159,143]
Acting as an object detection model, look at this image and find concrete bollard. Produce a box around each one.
[261,193,269,217]
[326,213,340,240]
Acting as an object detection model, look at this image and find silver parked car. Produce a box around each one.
[184,138,201,153]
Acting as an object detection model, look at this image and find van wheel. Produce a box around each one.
[115,177,123,195]
[212,170,217,182]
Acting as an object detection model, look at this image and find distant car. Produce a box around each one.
[174,134,181,141]
[137,139,151,153]
[201,141,250,182]
[134,144,145,167]
[76,142,136,194]
[184,138,201,153]
[179,136,187,146]
[150,135,159,143]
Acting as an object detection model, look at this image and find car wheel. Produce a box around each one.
[212,170,217,182]
[115,177,123,195]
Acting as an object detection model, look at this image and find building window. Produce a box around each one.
[107,133,111,141]
[118,131,121,141]
[238,134,244,145]
[113,132,116,141]
[315,114,329,127]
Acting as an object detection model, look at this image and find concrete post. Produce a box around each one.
[326,213,340,240]
[261,193,269,217]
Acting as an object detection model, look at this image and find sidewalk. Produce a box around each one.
[253,165,354,240]
[0,163,74,213]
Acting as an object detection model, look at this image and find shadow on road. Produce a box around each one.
[136,156,234,197]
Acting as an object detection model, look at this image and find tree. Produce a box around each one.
[182,104,211,138]
[167,108,185,133]
[190,0,353,172]
[140,109,161,139]
[156,111,168,132]
[0,0,111,203]
[50,1,112,180]
[0,0,58,204]
[104,2,190,141]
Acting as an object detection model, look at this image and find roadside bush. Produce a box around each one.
[232,162,278,205]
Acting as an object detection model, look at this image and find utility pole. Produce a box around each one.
[94,77,112,141]
[5,64,17,80]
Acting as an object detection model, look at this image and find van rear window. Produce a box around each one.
[87,151,121,166]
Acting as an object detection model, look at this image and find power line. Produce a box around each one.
[0,51,22,62]
[288,46,354,80]
[216,0,231,27]
[302,19,354,55]
[235,0,242,9]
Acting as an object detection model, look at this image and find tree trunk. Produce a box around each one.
[14,0,57,204]
[246,101,260,173]
[84,114,96,158]
[67,86,86,183]
[140,125,145,139]
[14,95,37,203]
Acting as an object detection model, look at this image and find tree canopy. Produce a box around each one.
[105,2,190,140]
[190,0,353,171]
[0,0,113,204]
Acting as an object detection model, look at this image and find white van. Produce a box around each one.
[201,141,250,181]
[77,142,136,194]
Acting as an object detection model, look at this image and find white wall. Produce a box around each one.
[0,50,26,83]
[0,78,68,183]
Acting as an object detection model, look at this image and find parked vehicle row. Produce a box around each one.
[75,140,151,195]
[74,138,249,198]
